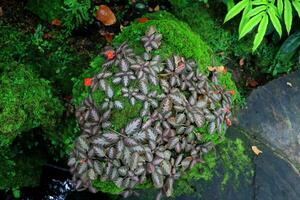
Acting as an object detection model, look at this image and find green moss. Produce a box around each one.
[218,138,253,189]
[0,146,46,190]
[218,73,243,105]
[114,11,213,74]
[0,64,63,147]
[173,3,278,75]
[173,152,217,197]
[26,0,64,22]
[92,180,124,195]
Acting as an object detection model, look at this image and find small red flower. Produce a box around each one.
[105,50,115,60]
[225,117,232,127]
[84,78,92,86]
[51,18,61,26]
[229,90,235,96]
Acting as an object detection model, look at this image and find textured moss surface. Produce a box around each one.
[0,145,46,190]
[26,0,64,22]
[0,64,63,147]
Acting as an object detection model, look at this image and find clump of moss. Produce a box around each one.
[113,11,213,73]
[0,64,63,147]
[92,180,124,195]
[172,138,252,197]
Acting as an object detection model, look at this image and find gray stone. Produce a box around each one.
[235,70,300,171]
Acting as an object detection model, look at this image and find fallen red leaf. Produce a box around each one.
[137,17,149,23]
[246,79,258,88]
[43,32,52,39]
[96,5,116,26]
[51,19,61,26]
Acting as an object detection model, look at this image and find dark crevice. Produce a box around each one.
[252,156,257,200]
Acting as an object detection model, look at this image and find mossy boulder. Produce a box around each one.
[70,11,242,197]
[0,64,63,147]
[72,11,240,106]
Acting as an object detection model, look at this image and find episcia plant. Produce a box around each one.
[69,26,233,199]
[224,0,300,51]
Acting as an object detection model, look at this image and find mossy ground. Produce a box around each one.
[0,64,63,147]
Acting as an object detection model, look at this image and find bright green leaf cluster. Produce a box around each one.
[224,0,300,51]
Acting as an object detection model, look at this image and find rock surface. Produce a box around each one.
[235,70,300,171]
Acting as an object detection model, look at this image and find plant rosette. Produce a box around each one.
[68,26,233,199]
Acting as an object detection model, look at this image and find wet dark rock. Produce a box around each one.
[235,70,300,171]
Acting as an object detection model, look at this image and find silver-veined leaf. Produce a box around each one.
[125,118,142,135]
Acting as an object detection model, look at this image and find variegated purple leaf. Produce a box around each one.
[125,118,142,135]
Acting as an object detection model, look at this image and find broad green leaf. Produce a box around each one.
[224,0,249,22]
[276,30,300,62]
[239,3,252,34]
[292,0,300,17]
[284,0,293,34]
[252,0,267,5]
[277,0,284,16]
[253,14,269,51]
[239,13,263,39]
[246,5,267,18]
[268,8,282,37]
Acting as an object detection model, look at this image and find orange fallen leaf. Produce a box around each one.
[239,58,245,67]
[51,19,61,26]
[207,65,227,73]
[154,5,160,11]
[251,146,262,155]
[99,30,114,42]
[0,7,3,17]
[96,5,116,26]
[137,17,149,23]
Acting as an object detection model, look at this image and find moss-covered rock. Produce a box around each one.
[0,64,63,147]
[72,11,240,106]
[70,11,244,197]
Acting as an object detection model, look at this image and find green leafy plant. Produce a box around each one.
[270,30,300,74]
[63,0,92,34]
[224,0,300,51]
